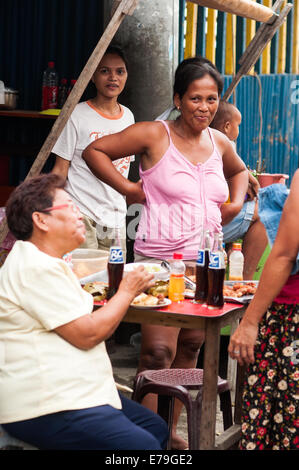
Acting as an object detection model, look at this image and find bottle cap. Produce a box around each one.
[173,253,183,259]
[232,242,242,250]
[48,61,55,68]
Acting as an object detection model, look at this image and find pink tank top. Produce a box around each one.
[134,121,229,259]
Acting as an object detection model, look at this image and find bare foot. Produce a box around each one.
[171,432,188,450]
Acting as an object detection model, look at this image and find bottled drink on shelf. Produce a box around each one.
[41,61,59,110]
[67,79,77,96]
[168,253,185,302]
[194,230,211,303]
[229,242,244,281]
[107,228,124,300]
[207,232,226,307]
[58,78,68,109]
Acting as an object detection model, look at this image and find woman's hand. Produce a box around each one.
[220,201,243,226]
[228,318,259,366]
[126,180,146,206]
[118,265,155,299]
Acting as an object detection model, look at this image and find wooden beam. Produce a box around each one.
[189,0,277,23]
[0,0,139,245]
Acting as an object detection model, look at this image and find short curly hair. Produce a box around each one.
[6,173,65,240]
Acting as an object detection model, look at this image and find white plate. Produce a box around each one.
[224,280,258,303]
[125,263,169,281]
[130,298,172,309]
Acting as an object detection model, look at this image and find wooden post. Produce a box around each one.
[0,0,139,245]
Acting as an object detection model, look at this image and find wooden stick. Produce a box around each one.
[0,0,139,245]
[223,3,293,100]
[190,0,277,23]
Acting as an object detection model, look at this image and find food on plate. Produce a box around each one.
[223,282,257,298]
[147,280,169,297]
[132,293,166,306]
[82,282,108,301]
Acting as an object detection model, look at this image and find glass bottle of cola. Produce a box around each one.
[107,228,124,300]
[207,231,226,307]
[194,229,211,303]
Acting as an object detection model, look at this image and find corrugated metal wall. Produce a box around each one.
[179,0,299,182]
[0,0,104,110]
[224,74,299,182]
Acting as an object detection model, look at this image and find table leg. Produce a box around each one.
[198,318,221,450]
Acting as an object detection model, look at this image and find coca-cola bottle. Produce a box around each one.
[41,61,59,110]
[67,79,77,96]
[194,230,211,303]
[207,232,225,307]
[107,228,124,300]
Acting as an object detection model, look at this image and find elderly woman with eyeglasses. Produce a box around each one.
[0,173,168,450]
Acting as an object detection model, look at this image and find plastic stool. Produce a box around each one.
[132,368,232,450]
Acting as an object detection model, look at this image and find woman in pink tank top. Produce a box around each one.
[83,57,248,449]
[228,169,299,450]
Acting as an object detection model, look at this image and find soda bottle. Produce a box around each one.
[194,230,211,303]
[207,232,226,307]
[106,228,124,300]
[168,253,185,302]
[58,78,68,108]
[42,61,59,110]
[67,79,77,96]
[229,242,244,281]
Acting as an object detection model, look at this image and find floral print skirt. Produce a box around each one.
[240,302,299,450]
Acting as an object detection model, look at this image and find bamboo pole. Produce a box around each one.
[185,2,198,58]
[190,0,277,23]
[292,0,299,73]
[206,8,218,63]
[278,0,287,72]
[261,0,272,73]
[246,0,256,74]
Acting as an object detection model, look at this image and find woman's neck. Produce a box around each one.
[89,96,121,117]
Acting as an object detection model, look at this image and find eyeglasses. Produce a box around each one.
[41,203,80,213]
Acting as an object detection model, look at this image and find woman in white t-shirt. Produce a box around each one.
[0,174,168,450]
[52,45,135,258]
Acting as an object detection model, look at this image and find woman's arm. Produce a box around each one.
[217,135,248,225]
[228,169,299,365]
[82,121,161,205]
[51,155,70,181]
[54,266,154,350]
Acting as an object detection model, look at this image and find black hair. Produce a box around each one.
[6,174,65,241]
[173,56,223,99]
[104,44,129,70]
[210,99,238,131]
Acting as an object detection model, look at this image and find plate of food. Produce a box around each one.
[223,280,258,303]
[82,281,108,301]
[124,263,169,281]
[130,293,171,309]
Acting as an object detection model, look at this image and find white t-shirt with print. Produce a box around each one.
[52,101,135,228]
[0,241,121,423]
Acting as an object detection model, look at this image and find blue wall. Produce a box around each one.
[224,74,299,184]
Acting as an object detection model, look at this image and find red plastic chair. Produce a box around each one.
[132,368,232,450]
